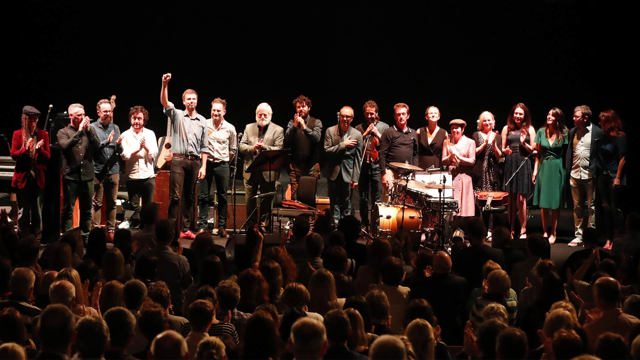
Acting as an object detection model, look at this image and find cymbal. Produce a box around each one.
[424,183,454,189]
[389,162,423,172]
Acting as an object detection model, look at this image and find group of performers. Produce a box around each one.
[9,75,627,246]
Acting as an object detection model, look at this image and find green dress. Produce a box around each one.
[533,127,568,209]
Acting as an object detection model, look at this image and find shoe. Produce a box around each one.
[568,237,583,247]
[519,232,527,239]
[548,234,556,245]
[118,220,130,229]
[218,227,228,238]
[107,230,115,242]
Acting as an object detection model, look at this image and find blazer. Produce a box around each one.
[565,122,603,175]
[323,125,363,182]
[239,122,284,182]
[10,128,51,189]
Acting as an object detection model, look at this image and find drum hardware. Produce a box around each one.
[388,162,424,172]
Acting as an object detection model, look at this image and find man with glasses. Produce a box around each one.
[324,106,363,227]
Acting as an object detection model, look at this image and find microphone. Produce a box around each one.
[252,191,277,199]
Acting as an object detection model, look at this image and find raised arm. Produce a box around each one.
[160,73,171,109]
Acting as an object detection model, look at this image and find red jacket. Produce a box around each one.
[10,129,50,189]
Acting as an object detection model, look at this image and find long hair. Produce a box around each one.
[506,102,532,131]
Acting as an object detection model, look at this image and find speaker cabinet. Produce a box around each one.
[154,170,170,218]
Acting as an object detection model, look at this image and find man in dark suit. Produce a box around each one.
[323,105,363,227]
[565,105,604,246]
[239,102,284,227]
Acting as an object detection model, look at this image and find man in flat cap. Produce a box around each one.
[10,105,50,236]
[442,118,476,218]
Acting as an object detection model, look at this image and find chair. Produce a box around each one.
[297,176,317,208]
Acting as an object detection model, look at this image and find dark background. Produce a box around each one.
[3,1,637,206]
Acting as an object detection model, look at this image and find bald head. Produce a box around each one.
[432,251,452,273]
[48,280,76,306]
[150,330,188,360]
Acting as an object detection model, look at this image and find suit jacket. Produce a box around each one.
[323,125,363,182]
[239,122,284,182]
[565,122,603,175]
[10,128,51,189]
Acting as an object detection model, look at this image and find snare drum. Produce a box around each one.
[425,197,459,213]
[378,204,422,233]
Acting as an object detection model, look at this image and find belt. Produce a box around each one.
[174,154,200,161]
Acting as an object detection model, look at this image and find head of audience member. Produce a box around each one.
[0,259,11,297]
[103,306,137,353]
[134,253,159,284]
[496,326,529,360]
[290,317,328,360]
[595,331,630,360]
[99,280,125,314]
[477,318,508,359]
[369,334,407,360]
[187,299,214,333]
[324,309,351,346]
[195,336,226,360]
[215,279,241,314]
[148,280,175,314]
[36,303,76,356]
[48,279,76,308]
[85,226,108,265]
[526,232,551,259]
[365,288,391,330]
[155,219,176,246]
[260,258,283,304]
[305,232,324,260]
[491,226,513,249]
[137,299,168,344]
[481,302,509,324]
[0,308,30,347]
[140,201,159,230]
[432,250,452,275]
[344,295,372,333]
[123,278,147,312]
[380,256,406,287]
[236,267,269,313]
[55,267,87,307]
[593,276,623,310]
[149,329,188,360]
[255,102,273,127]
[0,342,26,360]
[101,247,127,282]
[344,307,369,353]
[114,228,133,262]
[9,267,36,302]
[551,328,585,360]
[322,244,350,275]
[75,315,109,359]
[243,310,280,360]
[190,231,217,275]
[465,217,487,245]
[405,318,436,360]
[197,254,225,288]
[484,269,511,297]
[308,268,339,316]
[262,245,298,287]
[291,214,311,241]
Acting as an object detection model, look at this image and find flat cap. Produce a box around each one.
[22,105,41,117]
[449,118,466,127]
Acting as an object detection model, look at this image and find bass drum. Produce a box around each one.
[378,204,422,233]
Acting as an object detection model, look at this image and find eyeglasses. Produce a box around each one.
[339,114,353,119]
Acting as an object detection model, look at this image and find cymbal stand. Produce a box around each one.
[435,174,448,251]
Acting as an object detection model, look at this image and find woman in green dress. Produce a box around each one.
[532,107,568,244]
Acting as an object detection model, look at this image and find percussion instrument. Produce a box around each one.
[378,204,422,233]
[413,171,454,198]
[424,197,459,213]
[388,162,423,172]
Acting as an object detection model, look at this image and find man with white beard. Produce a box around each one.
[239,102,284,228]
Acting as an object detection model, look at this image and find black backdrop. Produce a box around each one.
[4,1,638,211]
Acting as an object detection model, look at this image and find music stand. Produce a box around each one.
[242,149,288,232]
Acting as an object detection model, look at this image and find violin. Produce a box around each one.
[364,121,380,162]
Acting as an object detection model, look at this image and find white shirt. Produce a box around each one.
[571,123,593,180]
[120,127,158,179]
[205,119,237,163]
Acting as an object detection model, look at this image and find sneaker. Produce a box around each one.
[568,237,583,247]
[218,227,228,238]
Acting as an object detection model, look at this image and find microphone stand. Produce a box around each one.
[231,133,241,234]
[504,151,536,187]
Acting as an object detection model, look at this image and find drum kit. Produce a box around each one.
[376,162,459,251]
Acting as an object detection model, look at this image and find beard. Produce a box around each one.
[257,118,271,127]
